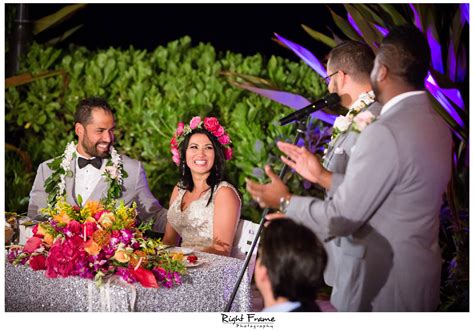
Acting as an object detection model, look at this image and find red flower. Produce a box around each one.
[170,136,178,148]
[175,122,185,136]
[72,205,80,212]
[67,220,82,235]
[24,236,43,254]
[30,254,47,270]
[187,255,198,264]
[213,125,225,137]
[84,222,97,237]
[203,117,220,133]
[129,267,159,288]
[45,236,86,278]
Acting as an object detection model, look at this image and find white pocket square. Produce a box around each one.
[334,147,344,154]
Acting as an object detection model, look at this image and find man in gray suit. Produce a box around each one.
[247,25,452,311]
[28,97,167,233]
[319,41,382,289]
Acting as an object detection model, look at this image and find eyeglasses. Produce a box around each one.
[322,71,339,84]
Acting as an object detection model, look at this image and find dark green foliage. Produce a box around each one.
[5,37,326,220]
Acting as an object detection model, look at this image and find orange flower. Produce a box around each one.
[37,224,48,236]
[85,216,97,224]
[84,238,101,256]
[113,249,131,263]
[53,212,72,225]
[43,233,54,246]
[84,201,104,216]
[98,212,115,229]
[92,229,111,247]
[129,250,148,269]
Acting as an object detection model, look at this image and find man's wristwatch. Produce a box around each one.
[279,194,292,213]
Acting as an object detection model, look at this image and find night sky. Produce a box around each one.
[27,3,344,61]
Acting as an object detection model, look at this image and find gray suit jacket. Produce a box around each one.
[27,155,167,233]
[286,93,452,311]
[322,102,382,287]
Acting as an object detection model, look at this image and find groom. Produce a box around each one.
[27,97,167,233]
[247,25,452,311]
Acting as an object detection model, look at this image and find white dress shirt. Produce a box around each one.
[74,150,105,202]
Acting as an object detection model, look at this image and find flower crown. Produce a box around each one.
[170,116,233,166]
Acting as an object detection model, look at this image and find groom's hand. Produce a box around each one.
[246,165,290,209]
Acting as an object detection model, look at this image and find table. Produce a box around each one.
[5,252,252,312]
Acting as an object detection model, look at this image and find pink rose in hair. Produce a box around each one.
[224,147,233,160]
[218,134,231,145]
[172,154,180,166]
[176,122,185,136]
[203,117,220,132]
[171,147,179,156]
[213,125,225,137]
[189,116,201,129]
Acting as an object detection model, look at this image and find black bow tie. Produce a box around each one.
[78,157,102,169]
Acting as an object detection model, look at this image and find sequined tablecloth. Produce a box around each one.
[5,252,251,312]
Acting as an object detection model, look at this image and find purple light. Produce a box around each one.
[409,4,423,31]
[426,24,444,74]
[425,79,464,129]
[460,3,469,25]
[447,40,456,82]
[427,73,465,110]
[374,24,389,36]
[237,83,336,125]
[274,33,327,78]
[347,13,363,37]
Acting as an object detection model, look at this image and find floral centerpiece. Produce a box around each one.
[8,198,185,289]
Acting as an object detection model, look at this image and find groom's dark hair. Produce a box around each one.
[75,97,114,125]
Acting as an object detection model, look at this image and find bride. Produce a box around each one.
[163,116,241,256]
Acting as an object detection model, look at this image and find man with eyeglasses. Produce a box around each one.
[247,25,452,311]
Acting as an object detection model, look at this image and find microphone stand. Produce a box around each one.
[224,117,309,312]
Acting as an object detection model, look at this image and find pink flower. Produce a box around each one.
[105,166,119,179]
[24,236,43,254]
[352,111,375,132]
[224,147,233,160]
[84,221,97,237]
[171,147,179,156]
[30,254,47,270]
[213,125,225,137]
[203,117,220,132]
[176,122,185,136]
[189,116,201,129]
[218,134,231,145]
[67,220,82,235]
[172,154,180,166]
[46,236,86,278]
[170,136,178,148]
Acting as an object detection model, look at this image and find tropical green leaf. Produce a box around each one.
[378,4,408,25]
[5,70,65,88]
[45,24,83,46]
[301,24,337,48]
[345,4,383,51]
[33,4,87,35]
[327,7,363,42]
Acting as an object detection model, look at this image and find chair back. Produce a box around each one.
[231,219,260,279]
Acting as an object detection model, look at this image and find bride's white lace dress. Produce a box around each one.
[167,181,240,251]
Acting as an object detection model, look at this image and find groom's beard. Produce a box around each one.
[81,135,111,159]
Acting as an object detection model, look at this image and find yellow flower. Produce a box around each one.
[53,211,72,225]
[43,233,54,246]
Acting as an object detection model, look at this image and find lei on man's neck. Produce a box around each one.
[44,141,128,208]
[330,91,376,139]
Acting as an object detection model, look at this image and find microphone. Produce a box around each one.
[279,93,341,126]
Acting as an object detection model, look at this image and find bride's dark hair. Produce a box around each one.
[177,128,226,206]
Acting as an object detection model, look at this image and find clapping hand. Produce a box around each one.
[277,141,323,184]
[246,165,290,209]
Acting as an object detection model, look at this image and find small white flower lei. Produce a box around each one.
[323,91,376,158]
[47,141,125,207]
